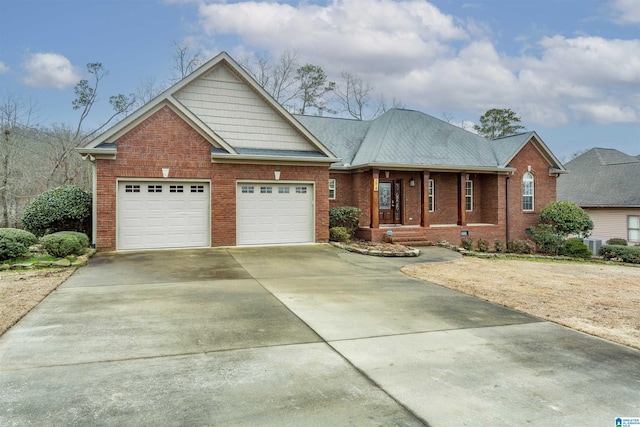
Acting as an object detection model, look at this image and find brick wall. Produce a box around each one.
[95,106,329,250]
[506,141,558,241]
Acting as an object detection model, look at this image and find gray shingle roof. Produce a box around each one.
[296,109,558,171]
[557,148,640,207]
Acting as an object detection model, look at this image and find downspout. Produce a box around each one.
[505,176,510,243]
[92,160,97,248]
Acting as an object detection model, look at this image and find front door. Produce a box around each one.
[379,180,402,224]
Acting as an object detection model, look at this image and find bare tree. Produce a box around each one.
[0,93,39,227]
[171,41,204,82]
[333,71,382,120]
[241,49,301,106]
[381,96,406,113]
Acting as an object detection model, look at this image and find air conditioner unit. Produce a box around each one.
[583,238,602,256]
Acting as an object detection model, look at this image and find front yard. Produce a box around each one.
[402,257,640,350]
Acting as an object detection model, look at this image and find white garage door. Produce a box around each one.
[237,183,314,245]
[118,181,210,250]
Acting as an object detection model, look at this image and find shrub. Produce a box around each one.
[461,237,473,250]
[606,238,627,246]
[599,245,640,264]
[329,206,362,237]
[530,224,565,255]
[22,185,92,237]
[476,238,489,252]
[560,238,592,260]
[40,231,89,258]
[538,201,593,237]
[0,235,27,261]
[329,226,350,243]
[507,239,535,254]
[494,240,505,253]
[0,228,38,248]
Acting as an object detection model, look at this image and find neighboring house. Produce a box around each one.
[79,51,566,251]
[557,148,640,245]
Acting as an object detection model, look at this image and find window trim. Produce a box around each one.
[465,180,473,212]
[629,215,640,243]
[428,179,435,212]
[328,178,336,200]
[522,172,534,211]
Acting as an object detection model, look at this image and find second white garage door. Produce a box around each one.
[118,181,210,250]
[236,183,314,245]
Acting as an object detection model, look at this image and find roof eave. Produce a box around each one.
[336,162,515,174]
[211,153,340,166]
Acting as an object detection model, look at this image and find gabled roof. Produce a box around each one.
[558,148,640,208]
[79,52,338,164]
[296,109,565,173]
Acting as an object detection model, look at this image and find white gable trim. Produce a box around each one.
[501,132,566,172]
[80,52,336,160]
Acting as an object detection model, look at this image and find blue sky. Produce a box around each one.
[1,0,639,161]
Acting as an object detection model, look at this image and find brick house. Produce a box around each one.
[79,51,565,251]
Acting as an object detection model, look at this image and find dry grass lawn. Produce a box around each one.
[0,268,76,336]
[402,257,640,350]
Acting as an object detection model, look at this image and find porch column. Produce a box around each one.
[457,172,468,226]
[421,171,430,227]
[370,169,380,228]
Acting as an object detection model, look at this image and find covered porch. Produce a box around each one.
[354,168,509,245]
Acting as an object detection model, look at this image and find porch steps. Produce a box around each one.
[383,228,431,247]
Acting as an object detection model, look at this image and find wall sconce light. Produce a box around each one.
[384,170,390,178]
[162,168,170,178]
[409,177,415,187]
[274,171,281,180]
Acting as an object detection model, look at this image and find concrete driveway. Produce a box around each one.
[1,245,639,426]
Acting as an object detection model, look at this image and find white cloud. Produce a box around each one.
[0,61,9,74]
[610,0,640,24]
[189,0,640,127]
[22,52,80,89]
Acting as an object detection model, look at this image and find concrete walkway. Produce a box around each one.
[1,245,638,426]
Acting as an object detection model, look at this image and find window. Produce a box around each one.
[148,185,162,193]
[169,185,184,193]
[241,186,254,194]
[278,186,290,194]
[328,179,336,200]
[296,186,307,194]
[465,180,473,212]
[629,215,640,243]
[260,186,272,194]
[428,179,435,212]
[190,185,204,193]
[522,172,534,211]
[125,184,140,193]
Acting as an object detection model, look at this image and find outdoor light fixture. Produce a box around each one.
[409,178,415,187]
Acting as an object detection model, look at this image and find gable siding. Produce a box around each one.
[174,64,314,151]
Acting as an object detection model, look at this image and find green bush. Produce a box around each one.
[560,238,592,260]
[494,240,506,253]
[476,239,489,252]
[599,245,640,264]
[0,228,38,248]
[461,237,473,250]
[40,231,88,258]
[329,206,362,237]
[507,239,535,254]
[22,185,92,237]
[531,224,565,255]
[606,238,627,246]
[329,226,350,243]
[0,235,27,261]
[538,201,593,237]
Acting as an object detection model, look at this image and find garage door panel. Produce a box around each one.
[237,183,313,246]
[118,181,210,250]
